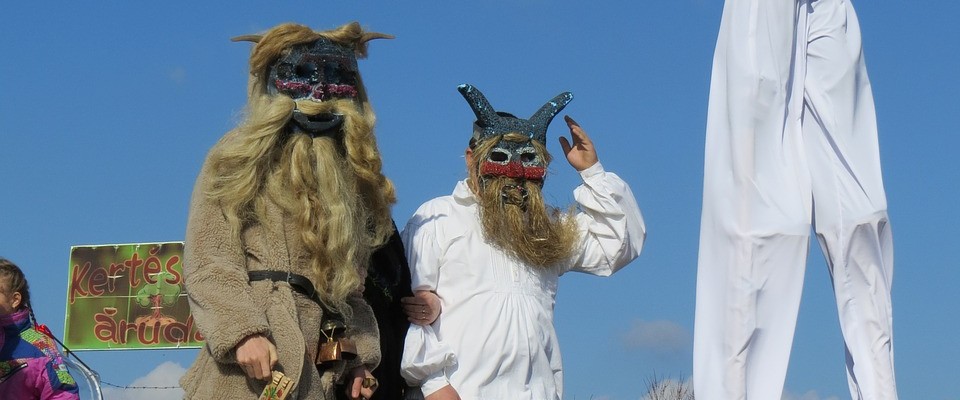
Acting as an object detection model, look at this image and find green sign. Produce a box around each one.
[64,242,203,350]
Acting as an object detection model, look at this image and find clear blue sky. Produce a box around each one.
[1,1,956,399]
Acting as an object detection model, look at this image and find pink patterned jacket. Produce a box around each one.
[0,308,79,400]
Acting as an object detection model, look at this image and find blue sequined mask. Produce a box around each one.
[459,84,572,182]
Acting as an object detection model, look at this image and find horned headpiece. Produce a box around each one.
[458,83,573,144]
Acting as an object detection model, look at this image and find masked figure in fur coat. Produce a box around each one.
[180,22,396,400]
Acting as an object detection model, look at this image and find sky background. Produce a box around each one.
[1,1,957,399]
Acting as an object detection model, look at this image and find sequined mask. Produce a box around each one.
[267,36,360,102]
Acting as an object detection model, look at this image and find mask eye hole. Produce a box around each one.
[296,62,320,83]
[324,64,341,83]
[488,150,509,163]
[520,152,537,163]
[276,63,295,80]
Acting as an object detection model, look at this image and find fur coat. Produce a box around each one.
[180,148,381,399]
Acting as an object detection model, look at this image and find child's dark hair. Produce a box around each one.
[0,258,37,325]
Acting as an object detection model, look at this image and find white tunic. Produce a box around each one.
[400,163,645,400]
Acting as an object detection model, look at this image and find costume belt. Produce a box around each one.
[248,270,320,303]
[246,270,357,365]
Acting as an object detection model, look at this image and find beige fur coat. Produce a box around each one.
[179,150,381,399]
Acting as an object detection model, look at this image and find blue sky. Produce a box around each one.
[1,1,957,399]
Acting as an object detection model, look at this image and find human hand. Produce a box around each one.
[235,334,278,380]
[343,367,378,400]
[425,384,462,400]
[401,290,441,325]
[558,115,599,171]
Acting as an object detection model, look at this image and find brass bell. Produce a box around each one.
[315,319,358,364]
[316,338,358,363]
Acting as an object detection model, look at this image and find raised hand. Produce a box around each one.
[558,115,599,172]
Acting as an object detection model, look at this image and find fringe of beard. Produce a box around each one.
[476,177,579,269]
[295,98,397,250]
[266,98,379,316]
[212,96,394,316]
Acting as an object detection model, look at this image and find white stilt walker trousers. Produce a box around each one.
[693,0,897,399]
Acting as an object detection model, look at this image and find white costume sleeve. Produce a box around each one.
[399,209,457,395]
[564,162,647,276]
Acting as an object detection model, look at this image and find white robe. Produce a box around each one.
[400,163,645,400]
[693,0,897,399]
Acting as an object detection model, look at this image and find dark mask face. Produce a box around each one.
[480,139,546,182]
[268,37,360,102]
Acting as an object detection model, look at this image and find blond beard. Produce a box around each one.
[475,176,579,269]
[209,96,395,314]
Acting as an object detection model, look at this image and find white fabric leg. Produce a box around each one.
[694,1,809,398]
[813,217,896,400]
[695,231,810,400]
[803,1,897,398]
[695,0,897,399]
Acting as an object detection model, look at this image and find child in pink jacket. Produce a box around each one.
[0,258,79,400]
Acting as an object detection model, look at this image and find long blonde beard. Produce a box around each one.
[472,137,579,269]
[208,96,395,313]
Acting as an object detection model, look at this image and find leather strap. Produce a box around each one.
[248,270,318,302]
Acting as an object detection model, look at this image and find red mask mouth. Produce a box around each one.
[480,161,546,181]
